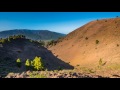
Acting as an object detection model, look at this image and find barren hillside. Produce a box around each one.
[49,18,120,69]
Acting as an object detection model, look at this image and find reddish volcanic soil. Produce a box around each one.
[49,18,120,68]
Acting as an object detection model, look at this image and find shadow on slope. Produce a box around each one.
[0,39,74,77]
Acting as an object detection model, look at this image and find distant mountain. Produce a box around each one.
[0,29,66,41]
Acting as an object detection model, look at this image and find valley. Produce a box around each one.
[1,17,120,78]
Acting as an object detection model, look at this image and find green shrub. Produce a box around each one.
[25,59,30,66]
[96,40,99,44]
[33,56,44,71]
[58,66,62,70]
[0,39,7,43]
[25,59,30,70]
[39,40,45,46]
[16,58,21,68]
[98,58,107,69]
[99,58,103,66]
[0,35,26,44]
[31,61,34,66]
[24,56,45,71]
[88,69,95,73]
[47,40,57,47]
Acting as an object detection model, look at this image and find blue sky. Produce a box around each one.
[0,12,120,34]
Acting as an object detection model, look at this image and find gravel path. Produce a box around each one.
[5,70,109,78]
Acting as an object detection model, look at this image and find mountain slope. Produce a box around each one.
[49,18,120,68]
[0,29,65,41]
[0,37,73,77]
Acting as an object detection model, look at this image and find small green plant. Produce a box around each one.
[96,40,99,44]
[31,61,34,66]
[98,58,107,69]
[58,66,62,70]
[88,69,95,73]
[99,58,103,66]
[16,58,21,68]
[0,39,7,43]
[29,39,32,42]
[24,56,45,71]
[25,59,30,70]
[33,56,44,71]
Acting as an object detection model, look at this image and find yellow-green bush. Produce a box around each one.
[25,59,30,66]
[0,39,7,43]
[33,56,44,71]
[25,56,44,71]
[16,58,21,68]
[31,61,34,66]
[25,59,30,70]
[96,40,99,44]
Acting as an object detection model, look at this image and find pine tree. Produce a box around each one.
[16,58,21,68]
[33,56,44,71]
[25,59,30,70]
[31,61,34,66]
